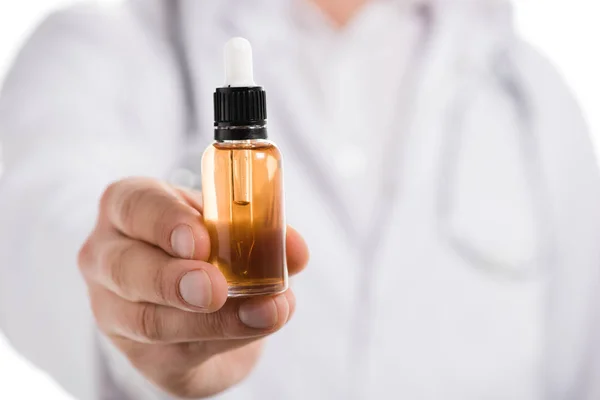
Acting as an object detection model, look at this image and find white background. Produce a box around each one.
[0,1,598,399]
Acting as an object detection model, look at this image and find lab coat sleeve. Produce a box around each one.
[514,42,600,399]
[0,3,187,399]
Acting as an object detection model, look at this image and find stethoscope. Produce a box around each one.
[436,46,554,282]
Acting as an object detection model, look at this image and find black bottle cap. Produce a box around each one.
[213,86,267,141]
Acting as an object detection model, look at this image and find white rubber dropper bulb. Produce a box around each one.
[224,37,256,87]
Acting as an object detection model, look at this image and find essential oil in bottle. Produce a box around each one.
[201,37,288,297]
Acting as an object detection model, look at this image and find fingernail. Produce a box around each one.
[171,225,195,259]
[179,270,212,309]
[238,299,278,329]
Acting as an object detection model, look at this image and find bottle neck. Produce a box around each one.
[214,123,267,141]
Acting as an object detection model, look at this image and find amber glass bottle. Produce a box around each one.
[201,38,287,297]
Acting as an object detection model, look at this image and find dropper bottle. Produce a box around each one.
[201,37,288,297]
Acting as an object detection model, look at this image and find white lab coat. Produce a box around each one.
[1,0,600,399]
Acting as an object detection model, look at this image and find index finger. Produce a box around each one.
[101,177,210,260]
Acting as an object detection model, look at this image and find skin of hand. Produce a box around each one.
[78,177,309,398]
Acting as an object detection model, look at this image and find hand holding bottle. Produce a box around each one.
[77,177,309,398]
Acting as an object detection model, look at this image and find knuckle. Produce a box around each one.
[99,181,121,215]
[100,241,135,293]
[77,237,95,275]
[119,186,150,233]
[152,201,175,248]
[198,310,228,338]
[136,303,163,343]
[88,289,110,333]
[152,261,174,304]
